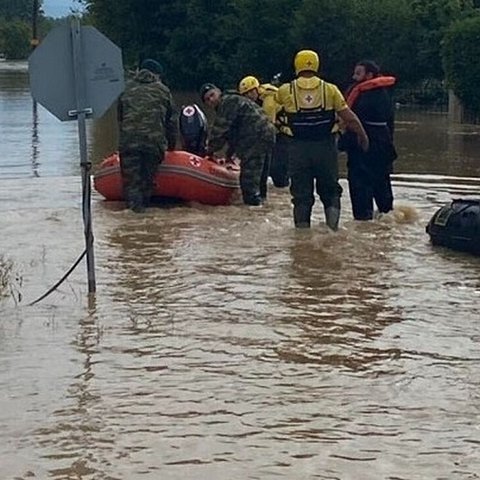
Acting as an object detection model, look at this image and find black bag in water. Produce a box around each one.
[179,104,208,156]
[426,198,480,255]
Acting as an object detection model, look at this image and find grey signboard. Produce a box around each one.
[29,25,124,121]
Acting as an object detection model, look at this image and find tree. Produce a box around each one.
[0,0,37,21]
[225,0,299,86]
[349,0,423,86]
[290,0,356,84]
[443,15,480,114]
[0,19,30,58]
[82,0,186,67]
[406,0,468,79]
[78,0,480,91]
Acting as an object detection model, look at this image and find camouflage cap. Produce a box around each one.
[199,83,218,101]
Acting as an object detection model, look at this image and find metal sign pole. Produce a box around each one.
[31,0,40,177]
[29,21,124,301]
[70,18,96,294]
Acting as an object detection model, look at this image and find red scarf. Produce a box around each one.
[346,76,396,108]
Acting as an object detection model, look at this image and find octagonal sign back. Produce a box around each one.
[29,25,125,121]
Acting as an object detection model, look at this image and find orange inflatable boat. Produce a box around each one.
[93,151,240,206]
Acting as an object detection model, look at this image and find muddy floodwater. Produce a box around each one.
[1,62,480,480]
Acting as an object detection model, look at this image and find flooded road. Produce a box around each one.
[1,62,480,480]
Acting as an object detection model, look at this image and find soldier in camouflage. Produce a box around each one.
[200,83,276,206]
[118,59,178,212]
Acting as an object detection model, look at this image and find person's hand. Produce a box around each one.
[205,153,217,163]
[358,134,369,152]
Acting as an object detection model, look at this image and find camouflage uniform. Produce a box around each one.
[206,93,276,205]
[118,69,178,211]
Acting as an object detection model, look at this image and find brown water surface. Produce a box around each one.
[1,62,480,480]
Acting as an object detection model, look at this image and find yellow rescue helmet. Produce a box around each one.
[238,75,260,94]
[294,50,320,75]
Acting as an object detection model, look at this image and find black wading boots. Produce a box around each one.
[293,204,312,228]
[324,198,341,231]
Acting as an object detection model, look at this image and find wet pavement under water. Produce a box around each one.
[1,62,480,480]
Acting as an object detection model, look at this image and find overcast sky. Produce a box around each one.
[42,0,84,18]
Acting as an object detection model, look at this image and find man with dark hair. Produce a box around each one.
[200,83,276,206]
[342,60,397,220]
[118,58,178,212]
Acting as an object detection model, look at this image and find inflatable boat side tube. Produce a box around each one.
[426,198,480,255]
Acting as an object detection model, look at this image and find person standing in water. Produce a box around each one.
[275,49,368,230]
[118,59,178,212]
[342,60,397,220]
[238,75,290,191]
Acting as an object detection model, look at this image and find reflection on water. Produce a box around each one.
[1,62,480,479]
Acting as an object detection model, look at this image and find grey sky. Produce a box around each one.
[42,0,84,18]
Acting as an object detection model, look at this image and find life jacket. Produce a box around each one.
[258,83,279,124]
[346,76,396,108]
[259,83,278,98]
[286,79,336,140]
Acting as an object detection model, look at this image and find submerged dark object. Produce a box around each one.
[179,104,208,156]
[426,198,480,255]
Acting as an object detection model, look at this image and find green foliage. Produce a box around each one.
[0,0,35,21]
[0,19,30,58]
[83,0,186,68]
[290,0,356,84]
[350,1,423,84]
[75,0,480,94]
[443,15,480,113]
[163,0,235,88]
[290,0,423,85]
[406,0,468,79]
[0,0,78,59]
[225,0,299,85]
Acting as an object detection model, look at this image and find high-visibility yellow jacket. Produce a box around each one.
[275,76,347,138]
[258,83,279,123]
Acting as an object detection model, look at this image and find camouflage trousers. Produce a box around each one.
[119,144,164,212]
[239,147,271,205]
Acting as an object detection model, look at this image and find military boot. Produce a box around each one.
[244,194,263,206]
[126,193,146,213]
[293,205,312,228]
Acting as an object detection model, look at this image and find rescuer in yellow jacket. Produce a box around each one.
[238,75,289,189]
[275,50,369,230]
[238,75,279,122]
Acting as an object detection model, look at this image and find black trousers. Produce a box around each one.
[347,151,393,220]
[270,133,290,188]
[288,137,342,227]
